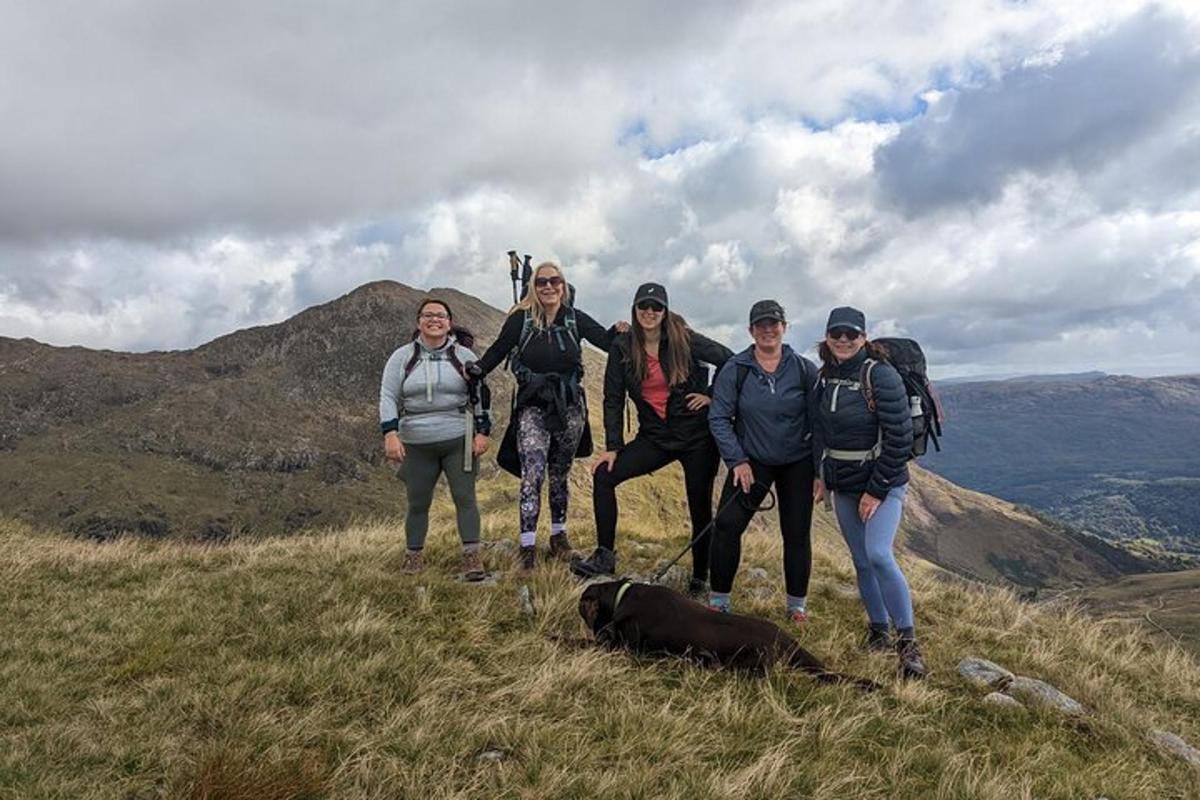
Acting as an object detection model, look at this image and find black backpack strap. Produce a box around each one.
[402,343,422,380]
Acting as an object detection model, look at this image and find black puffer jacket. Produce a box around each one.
[603,330,733,452]
[813,348,913,498]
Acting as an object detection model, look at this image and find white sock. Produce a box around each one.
[786,594,807,613]
[519,531,537,548]
[551,523,567,536]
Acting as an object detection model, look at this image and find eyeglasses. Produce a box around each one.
[827,327,862,341]
[636,301,665,312]
[419,312,450,321]
[534,276,564,288]
[752,318,783,329]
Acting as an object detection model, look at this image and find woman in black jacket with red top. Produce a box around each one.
[570,283,732,596]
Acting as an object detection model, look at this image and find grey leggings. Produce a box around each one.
[400,436,480,550]
[832,484,913,629]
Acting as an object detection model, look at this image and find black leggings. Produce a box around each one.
[708,458,814,597]
[592,436,720,580]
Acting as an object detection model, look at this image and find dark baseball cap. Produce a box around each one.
[749,299,786,325]
[826,306,866,333]
[634,282,668,308]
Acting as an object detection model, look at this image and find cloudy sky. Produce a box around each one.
[2,1,1198,378]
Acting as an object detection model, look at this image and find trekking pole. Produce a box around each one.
[650,481,776,584]
[507,250,521,304]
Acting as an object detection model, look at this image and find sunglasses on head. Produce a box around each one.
[534,276,564,288]
[636,300,665,312]
[827,327,862,341]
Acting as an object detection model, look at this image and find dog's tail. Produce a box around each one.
[787,646,880,692]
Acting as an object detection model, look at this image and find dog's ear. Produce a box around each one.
[579,592,599,631]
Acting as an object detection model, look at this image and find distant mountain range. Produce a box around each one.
[922,372,1200,553]
[0,281,1191,590]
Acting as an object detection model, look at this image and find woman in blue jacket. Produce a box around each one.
[812,306,925,680]
[707,300,819,625]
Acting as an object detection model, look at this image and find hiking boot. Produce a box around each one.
[864,624,892,653]
[402,550,424,575]
[518,545,537,573]
[461,548,487,582]
[548,532,578,562]
[896,638,927,681]
[569,546,617,578]
[686,577,709,600]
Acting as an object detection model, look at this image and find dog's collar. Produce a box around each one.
[613,579,634,610]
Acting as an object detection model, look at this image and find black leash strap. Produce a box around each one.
[649,479,776,584]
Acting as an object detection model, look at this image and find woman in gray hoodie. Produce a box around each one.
[379,298,492,579]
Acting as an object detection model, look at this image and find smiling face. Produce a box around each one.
[750,318,785,350]
[416,301,451,342]
[634,299,666,332]
[825,326,866,362]
[533,264,565,310]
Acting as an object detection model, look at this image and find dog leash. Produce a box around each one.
[648,480,775,585]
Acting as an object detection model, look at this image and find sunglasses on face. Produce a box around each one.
[636,301,665,312]
[827,327,862,341]
[534,276,564,288]
[752,319,782,330]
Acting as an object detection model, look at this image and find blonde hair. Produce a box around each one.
[510,261,567,329]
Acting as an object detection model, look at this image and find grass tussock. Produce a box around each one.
[3,469,1200,799]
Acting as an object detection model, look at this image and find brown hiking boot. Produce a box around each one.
[461,548,486,582]
[518,545,537,572]
[402,550,425,575]
[548,532,577,562]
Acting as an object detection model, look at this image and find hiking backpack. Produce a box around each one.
[861,337,944,457]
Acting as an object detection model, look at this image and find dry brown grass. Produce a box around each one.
[3,467,1200,799]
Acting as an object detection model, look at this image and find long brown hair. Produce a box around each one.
[630,309,693,386]
[817,339,889,378]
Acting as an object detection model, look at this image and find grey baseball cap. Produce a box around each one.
[825,306,866,333]
[749,299,786,325]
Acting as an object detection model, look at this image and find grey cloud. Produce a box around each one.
[875,8,1200,215]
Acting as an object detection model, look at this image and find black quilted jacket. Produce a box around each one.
[812,348,913,498]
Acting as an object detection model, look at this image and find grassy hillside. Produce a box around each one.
[4,496,1200,799]
[1074,569,1200,658]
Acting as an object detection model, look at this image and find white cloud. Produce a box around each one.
[1,1,1199,377]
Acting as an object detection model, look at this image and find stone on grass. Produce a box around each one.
[518,585,534,616]
[745,567,770,583]
[1148,729,1200,770]
[982,692,1023,710]
[745,585,773,603]
[415,585,430,611]
[957,656,1015,690]
[475,749,508,764]
[1002,676,1086,716]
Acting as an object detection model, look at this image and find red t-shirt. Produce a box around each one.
[643,353,670,419]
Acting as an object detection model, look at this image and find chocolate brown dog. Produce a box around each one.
[579,579,878,690]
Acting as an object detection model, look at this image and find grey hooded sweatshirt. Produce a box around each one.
[379,336,487,445]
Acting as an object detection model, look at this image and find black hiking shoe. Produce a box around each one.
[864,624,892,653]
[896,638,927,681]
[518,545,537,573]
[569,547,616,578]
[548,532,578,562]
[686,577,709,600]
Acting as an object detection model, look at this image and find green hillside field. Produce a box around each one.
[4,480,1200,800]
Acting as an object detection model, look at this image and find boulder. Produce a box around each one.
[518,585,535,616]
[957,656,1015,690]
[982,692,1023,709]
[1148,730,1200,770]
[1003,676,1086,716]
[745,567,770,583]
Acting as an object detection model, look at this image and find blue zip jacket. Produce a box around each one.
[708,344,818,467]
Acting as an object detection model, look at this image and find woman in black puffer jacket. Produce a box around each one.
[812,306,926,680]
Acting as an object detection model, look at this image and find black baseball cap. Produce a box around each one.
[634,282,668,308]
[749,299,786,325]
[825,306,866,333]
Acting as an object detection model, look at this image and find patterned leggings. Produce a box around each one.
[517,403,586,538]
